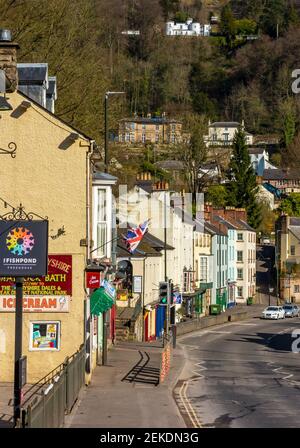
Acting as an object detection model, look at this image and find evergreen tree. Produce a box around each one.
[220,4,237,50]
[226,128,261,228]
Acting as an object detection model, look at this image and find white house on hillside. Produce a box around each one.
[166,19,211,37]
[204,121,253,147]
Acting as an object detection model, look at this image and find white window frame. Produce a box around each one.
[237,268,243,280]
[237,251,243,263]
[199,256,208,283]
[29,321,61,351]
[92,186,112,259]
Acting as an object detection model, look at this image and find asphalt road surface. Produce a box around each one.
[175,316,300,428]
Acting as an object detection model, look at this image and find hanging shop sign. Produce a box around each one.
[0,254,72,312]
[29,321,60,350]
[101,279,116,300]
[0,220,48,276]
[86,271,102,289]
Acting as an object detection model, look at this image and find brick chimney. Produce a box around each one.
[0,30,19,92]
[235,208,247,221]
[204,203,213,222]
[152,180,169,191]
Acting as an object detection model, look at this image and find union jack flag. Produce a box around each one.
[123,220,150,253]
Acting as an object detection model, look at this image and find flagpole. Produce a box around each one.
[90,235,121,255]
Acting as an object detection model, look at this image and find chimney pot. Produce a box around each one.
[0,29,12,42]
[0,30,19,92]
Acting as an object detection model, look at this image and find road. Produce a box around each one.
[174,316,300,428]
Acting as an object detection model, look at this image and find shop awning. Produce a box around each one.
[90,287,114,316]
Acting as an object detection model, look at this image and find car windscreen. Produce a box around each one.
[266,307,278,311]
[283,306,293,310]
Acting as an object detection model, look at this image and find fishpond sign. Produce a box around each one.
[0,220,48,276]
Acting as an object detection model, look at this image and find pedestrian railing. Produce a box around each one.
[20,344,85,428]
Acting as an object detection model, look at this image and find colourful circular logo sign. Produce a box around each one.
[6,227,35,256]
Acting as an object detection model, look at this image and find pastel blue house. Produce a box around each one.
[249,148,277,176]
[205,222,228,311]
[213,216,237,307]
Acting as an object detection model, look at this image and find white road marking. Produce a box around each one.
[206,330,231,334]
[229,323,257,326]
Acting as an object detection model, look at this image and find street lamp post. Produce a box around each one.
[104,91,125,173]
[269,286,274,307]
[275,229,281,305]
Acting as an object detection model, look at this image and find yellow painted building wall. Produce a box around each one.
[0,91,90,382]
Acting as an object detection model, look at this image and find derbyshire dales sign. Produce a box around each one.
[0,221,48,277]
[0,255,72,313]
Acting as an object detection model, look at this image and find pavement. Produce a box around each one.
[175,315,300,428]
[0,383,14,428]
[65,339,186,428]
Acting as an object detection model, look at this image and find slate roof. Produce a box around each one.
[135,180,153,194]
[289,226,300,241]
[213,215,238,230]
[120,117,182,124]
[235,219,255,232]
[204,221,227,237]
[155,160,184,170]
[248,147,265,155]
[209,122,240,128]
[17,63,48,85]
[263,168,300,180]
[93,171,118,182]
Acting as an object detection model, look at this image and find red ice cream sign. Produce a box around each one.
[86,271,103,289]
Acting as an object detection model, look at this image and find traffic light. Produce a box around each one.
[159,281,169,305]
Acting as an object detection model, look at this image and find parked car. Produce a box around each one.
[261,306,285,320]
[293,305,300,317]
[283,304,299,318]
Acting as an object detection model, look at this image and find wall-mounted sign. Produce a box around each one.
[29,321,60,350]
[86,271,102,289]
[133,276,142,293]
[117,289,128,301]
[173,292,182,304]
[0,220,48,276]
[0,255,72,312]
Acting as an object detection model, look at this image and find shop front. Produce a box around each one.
[227,281,237,308]
[216,288,228,312]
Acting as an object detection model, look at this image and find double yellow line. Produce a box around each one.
[179,380,202,428]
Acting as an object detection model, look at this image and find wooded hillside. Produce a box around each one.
[1,0,300,160]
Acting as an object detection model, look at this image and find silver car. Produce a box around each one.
[283,304,299,318]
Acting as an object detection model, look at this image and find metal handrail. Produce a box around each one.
[22,344,84,406]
